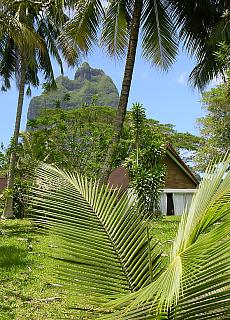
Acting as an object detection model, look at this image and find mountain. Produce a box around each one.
[27,62,119,120]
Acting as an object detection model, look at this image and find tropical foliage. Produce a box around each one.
[27,105,115,177]
[21,104,201,177]
[195,72,230,172]
[30,164,163,309]
[30,154,230,319]
[63,0,229,179]
[124,104,166,216]
[0,0,69,217]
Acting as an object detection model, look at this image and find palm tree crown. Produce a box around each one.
[0,0,70,218]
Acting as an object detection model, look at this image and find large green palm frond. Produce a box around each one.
[30,164,163,305]
[0,3,45,90]
[101,0,130,58]
[59,0,104,55]
[0,0,65,90]
[141,0,178,70]
[169,0,226,89]
[169,0,220,56]
[187,49,221,89]
[189,5,230,88]
[104,154,230,319]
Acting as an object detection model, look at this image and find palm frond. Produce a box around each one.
[61,0,104,54]
[101,0,130,59]
[141,0,178,70]
[104,154,230,319]
[30,163,163,305]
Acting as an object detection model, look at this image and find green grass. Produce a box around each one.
[150,215,181,257]
[0,216,180,319]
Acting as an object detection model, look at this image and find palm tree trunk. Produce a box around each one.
[1,64,26,219]
[101,0,143,181]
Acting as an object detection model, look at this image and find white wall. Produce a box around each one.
[160,189,196,215]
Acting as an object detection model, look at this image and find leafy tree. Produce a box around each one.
[0,145,7,176]
[64,0,226,179]
[26,105,115,177]
[189,3,230,89]
[124,104,166,216]
[30,155,230,319]
[214,41,230,76]
[19,102,201,179]
[194,73,230,172]
[0,0,69,218]
[0,1,81,219]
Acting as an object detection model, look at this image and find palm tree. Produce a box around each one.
[0,0,69,218]
[184,0,230,89]
[30,155,230,319]
[64,0,227,180]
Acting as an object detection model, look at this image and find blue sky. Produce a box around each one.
[0,46,205,148]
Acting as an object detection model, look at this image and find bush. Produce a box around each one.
[13,179,32,218]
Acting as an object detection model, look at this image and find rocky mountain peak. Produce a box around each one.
[74,62,105,81]
[27,63,119,120]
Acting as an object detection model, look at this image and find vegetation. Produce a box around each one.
[124,103,166,216]
[195,72,230,171]
[27,62,119,120]
[64,0,229,179]
[1,1,230,319]
[1,102,202,218]
[0,0,68,218]
[0,217,179,320]
[28,154,230,319]
[24,104,201,175]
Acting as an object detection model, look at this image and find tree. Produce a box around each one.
[124,103,166,216]
[0,0,68,218]
[30,155,230,319]
[194,73,230,172]
[21,102,201,180]
[189,1,230,89]
[26,105,115,177]
[64,0,226,180]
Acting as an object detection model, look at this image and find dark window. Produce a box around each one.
[167,193,174,215]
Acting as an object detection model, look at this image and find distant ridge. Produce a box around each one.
[27,62,119,120]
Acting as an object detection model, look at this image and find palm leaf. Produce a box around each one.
[103,154,230,319]
[60,0,104,54]
[141,0,178,70]
[101,0,130,58]
[30,163,163,306]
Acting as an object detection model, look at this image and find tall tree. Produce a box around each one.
[0,0,69,218]
[194,73,230,172]
[65,0,227,180]
[188,0,230,88]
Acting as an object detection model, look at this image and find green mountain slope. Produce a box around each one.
[27,62,119,120]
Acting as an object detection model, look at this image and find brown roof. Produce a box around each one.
[166,144,199,186]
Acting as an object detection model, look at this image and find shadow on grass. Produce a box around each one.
[0,245,30,269]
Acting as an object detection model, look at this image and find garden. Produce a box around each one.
[0,1,230,319]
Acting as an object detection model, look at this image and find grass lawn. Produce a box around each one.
[0,216,180,319]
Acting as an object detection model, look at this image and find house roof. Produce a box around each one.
[166,144,199,186]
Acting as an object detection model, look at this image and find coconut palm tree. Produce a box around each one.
[184,0,230,88]
[0,0,71,218]
[63,0,227,180]
[30,155,230,319]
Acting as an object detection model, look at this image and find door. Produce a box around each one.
[167,193,174,215]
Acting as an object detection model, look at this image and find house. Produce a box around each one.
[160,145,199,216]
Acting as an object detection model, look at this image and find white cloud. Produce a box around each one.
[177,71,187,85]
